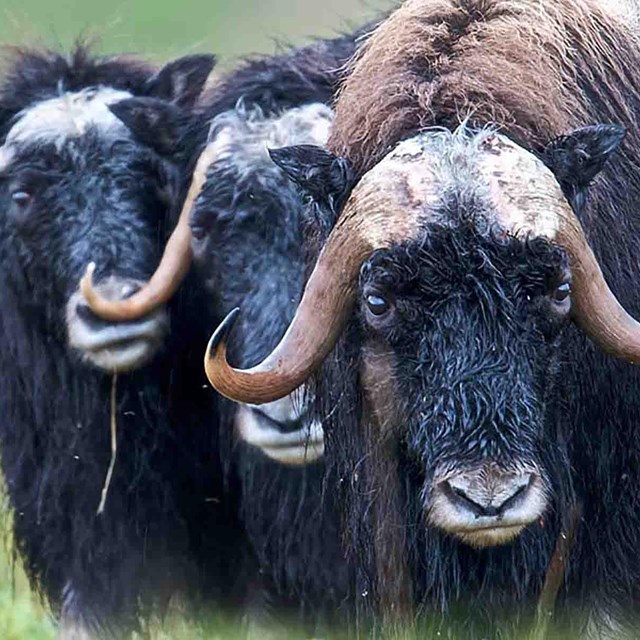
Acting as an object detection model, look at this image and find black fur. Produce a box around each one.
[183,29,376,631]
[269,145,354,232]
[107,23,372,632]
[112,27,372,181]
[190,117,350,632]
[49,26,371,634]
[109,98,187,156]
[542,124,626,212]
[202,27,374,116]
[0,46,243,636]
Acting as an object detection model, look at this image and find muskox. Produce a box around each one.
[78,30,367,633]
[189,103,347,633]
[0,46,248,637]
[203,0,640,637]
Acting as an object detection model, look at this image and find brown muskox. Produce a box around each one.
[203,0,640,637]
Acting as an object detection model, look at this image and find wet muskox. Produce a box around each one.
[204,0,640,637]
[0,47,249,636]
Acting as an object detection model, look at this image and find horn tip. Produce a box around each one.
[206,307,240,358]
[80,262,97,297]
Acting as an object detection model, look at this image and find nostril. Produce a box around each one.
[441,473,536,518]
[496,474,536,515]
[443,481,494,518]
[76,280,143,330]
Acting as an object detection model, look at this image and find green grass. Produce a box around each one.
[0,514,55,640]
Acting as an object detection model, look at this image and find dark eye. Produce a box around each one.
[11,190,31,207]
[190,223,208,242]
[366,294,390,316]
[551,282,571,302]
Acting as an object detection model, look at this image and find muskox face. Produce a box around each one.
[190,103,333,463]
[204,123,627,548]
[358,224,571,546]
[0,53,214,372]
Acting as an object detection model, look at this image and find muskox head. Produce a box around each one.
[0,48,214,372]
[203,123,629,547]
[189,103,334,464]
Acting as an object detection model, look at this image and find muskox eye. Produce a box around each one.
[11,190,31,207]
[366,294,390,316]
[552,282,571,302]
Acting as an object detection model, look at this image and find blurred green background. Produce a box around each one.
[0,0,392,62]
[0,2,393,638]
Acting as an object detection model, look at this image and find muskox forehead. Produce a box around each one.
[206,102,333,178]
[2,87,131,156]
[362,225,565,298]
[350,127,569,246]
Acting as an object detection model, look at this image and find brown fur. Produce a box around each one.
[361,343,414,632]
[328,0,640,177]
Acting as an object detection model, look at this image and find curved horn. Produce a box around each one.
[80,144,219,321]
[481,133,640,363]
[204,147,430,404]
[557,213,640,363]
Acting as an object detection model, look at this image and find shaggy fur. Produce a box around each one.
[202,25,375,117]
[328,0,640,178]
[182,28,378,630]
[190,104,350,631]
[297,0,640,635]
[164,25,375,179]
[0,46,243,636]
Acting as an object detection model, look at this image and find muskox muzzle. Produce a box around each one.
[67,275,168,372]
[430,464,547,548]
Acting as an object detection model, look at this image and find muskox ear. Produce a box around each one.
[269,145,354,214]
[542,124,625,212]
[146,54,216,109]
[109,98,186,156]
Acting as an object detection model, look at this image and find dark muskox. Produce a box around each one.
[189,103,346,633]
[79,30,368,632]
[204,0,640,637]
[0,46,247,637]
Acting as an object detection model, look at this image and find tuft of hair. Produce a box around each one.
[0,43,153,138]
[206,102,334,182]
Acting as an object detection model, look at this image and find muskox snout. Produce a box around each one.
[66,276,168,373]
[235,392,325,465]
[443,472,535,518]
[428,465,547,548]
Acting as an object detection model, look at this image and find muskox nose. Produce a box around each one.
[442,471,535,518]
[76,281,141,331]
[67,276,168,373]
[428,465,547,547]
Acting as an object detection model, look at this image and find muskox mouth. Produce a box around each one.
[427,465,548,548]
[235,402,324,466]
[454,523,530,548]
[66,278,168,373]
